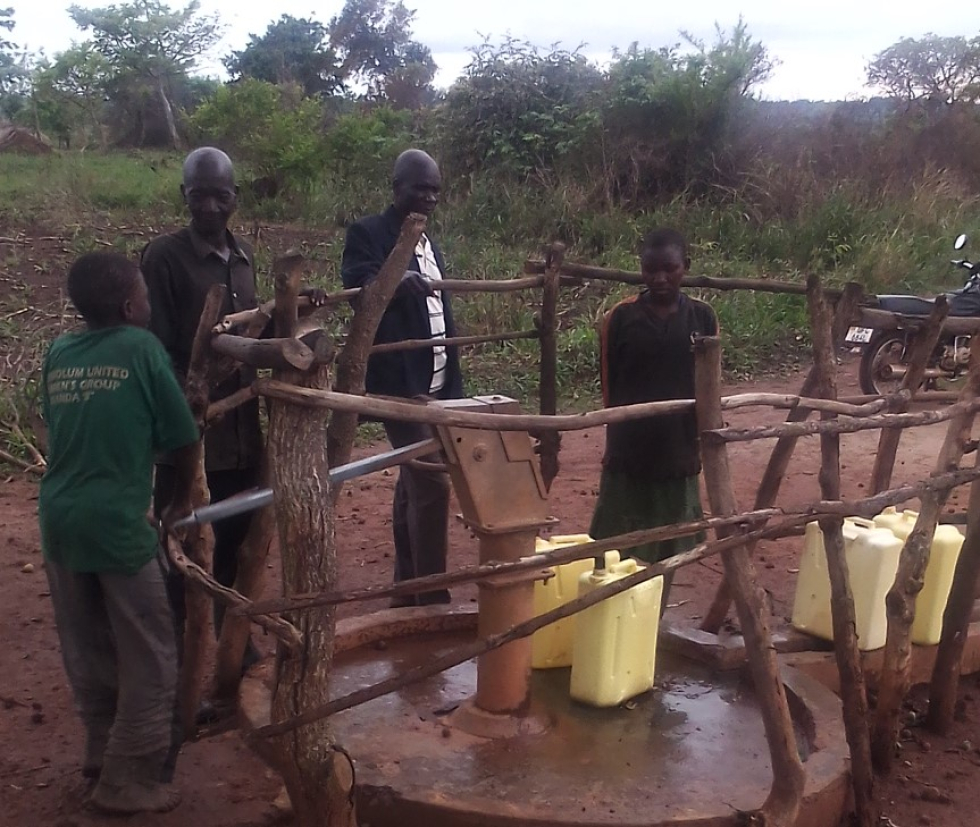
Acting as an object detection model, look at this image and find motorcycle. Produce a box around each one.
[846,234,980,396]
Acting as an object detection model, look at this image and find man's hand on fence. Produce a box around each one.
[398,271,434,297]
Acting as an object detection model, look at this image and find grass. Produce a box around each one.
[2,150,980,467]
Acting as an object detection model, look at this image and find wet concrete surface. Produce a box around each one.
[330,630,811,825]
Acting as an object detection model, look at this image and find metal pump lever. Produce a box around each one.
[171,437,440,529]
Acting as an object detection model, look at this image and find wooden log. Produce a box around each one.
[249,515,811,739]
[693,335,805,827]
[870,297,949,494]
[176,283,224,741]
[370,329,538,354]
[212,333,315,371]
[206,385,258,424]
[808,274,877,826]
[928,447,980,733]
[255,380,911,434]
[524,257,845,298]
[258,266,356,826]
[326,213,427,484]
[709,398,980,442]
[873,332,980,770]
[243,464,980,617]
[165,532,301,650]
[211,464,277,702]
[272,253,305,339]
[538,242,564,490]
[856,306,980,335]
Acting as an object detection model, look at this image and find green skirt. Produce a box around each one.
[589,470,705,564]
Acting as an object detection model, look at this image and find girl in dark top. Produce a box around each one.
[590,228,718,572]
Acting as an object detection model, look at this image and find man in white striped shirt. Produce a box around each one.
[341,150,464,606]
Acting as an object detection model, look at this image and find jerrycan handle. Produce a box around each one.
[849,517,877,529]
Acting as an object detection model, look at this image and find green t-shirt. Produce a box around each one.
[39,325,199,574]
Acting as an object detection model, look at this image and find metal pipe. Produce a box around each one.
[474,530,538,714]
[881,365,945,380]
[171,438,440,529]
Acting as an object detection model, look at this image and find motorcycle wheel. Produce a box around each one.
[858,332,909,396]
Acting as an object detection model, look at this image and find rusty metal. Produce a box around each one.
[433,397,553,717]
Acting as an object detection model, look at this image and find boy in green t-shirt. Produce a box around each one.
[39,252,199,814]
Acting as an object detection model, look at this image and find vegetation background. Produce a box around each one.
[1,1,980,464]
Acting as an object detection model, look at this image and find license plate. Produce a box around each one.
[845,326,874,344]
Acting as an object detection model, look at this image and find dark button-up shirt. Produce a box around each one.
[141,226,262,471]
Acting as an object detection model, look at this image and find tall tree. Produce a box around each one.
[69,0,223,147]
[0,6,28,119]
[33,44,113,148]
[867,34,980,104]
[328,0,436,103]
[225,15,340,98]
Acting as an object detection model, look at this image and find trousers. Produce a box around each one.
[383,419,452,605]
[46,555,178,767]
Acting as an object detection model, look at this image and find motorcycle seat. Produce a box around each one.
[875,295,938,315]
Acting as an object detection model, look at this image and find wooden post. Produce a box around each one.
[174,283,224,740]
[869,297,949,494]
[211,463,275,703]
[694,336,805,826]
[807,275,877,826]
[873,333,980,767]
[701,282,864,632]
[929,446,980,733]
[326,213,427,482]
[255,256,356,827]
[537,242,564,490]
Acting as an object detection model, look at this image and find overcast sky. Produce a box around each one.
[6,0,980,101]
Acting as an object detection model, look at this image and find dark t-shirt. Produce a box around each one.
[141,226,262,471]
[600,291,718,481]
[39,325,199,574]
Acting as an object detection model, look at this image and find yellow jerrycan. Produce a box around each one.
[569,557,663,707]
[791,518,902,651]
[532,535,620,669]
[873,507,964,646]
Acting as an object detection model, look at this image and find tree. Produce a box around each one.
[0,7,29,119]
[438,37,603,180]
[328,0,436,104]
[603,19,775,200]
[867,34,980,104]
[69,0,223,147]
[33,44,113,147]
[225,15,340,98]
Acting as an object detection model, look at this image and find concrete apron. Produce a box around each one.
[240,606,849,827]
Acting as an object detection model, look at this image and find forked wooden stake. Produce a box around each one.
[872,332,980,770]
[693,335,805,827]
[929,445,980,733]
[257,256,356,827]
[173,283,224,741]
[537,242,564,490]
[211,462,277,702]
[869,296,949,494]
[326,212,427,484]
[807,274,877,826]
[700,283,864,632]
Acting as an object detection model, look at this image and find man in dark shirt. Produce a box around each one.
[142,147,262,673]
[590,228,718,571]
[341,149,463,606]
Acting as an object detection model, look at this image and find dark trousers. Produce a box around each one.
[153,466,259,657]
[383,419,452,605]
[46,555,177,775]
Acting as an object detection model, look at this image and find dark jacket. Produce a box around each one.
[341,205,463,399]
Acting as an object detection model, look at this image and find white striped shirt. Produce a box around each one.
[415,234,447,393]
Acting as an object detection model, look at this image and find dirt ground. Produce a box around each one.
[3,225,980,826]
